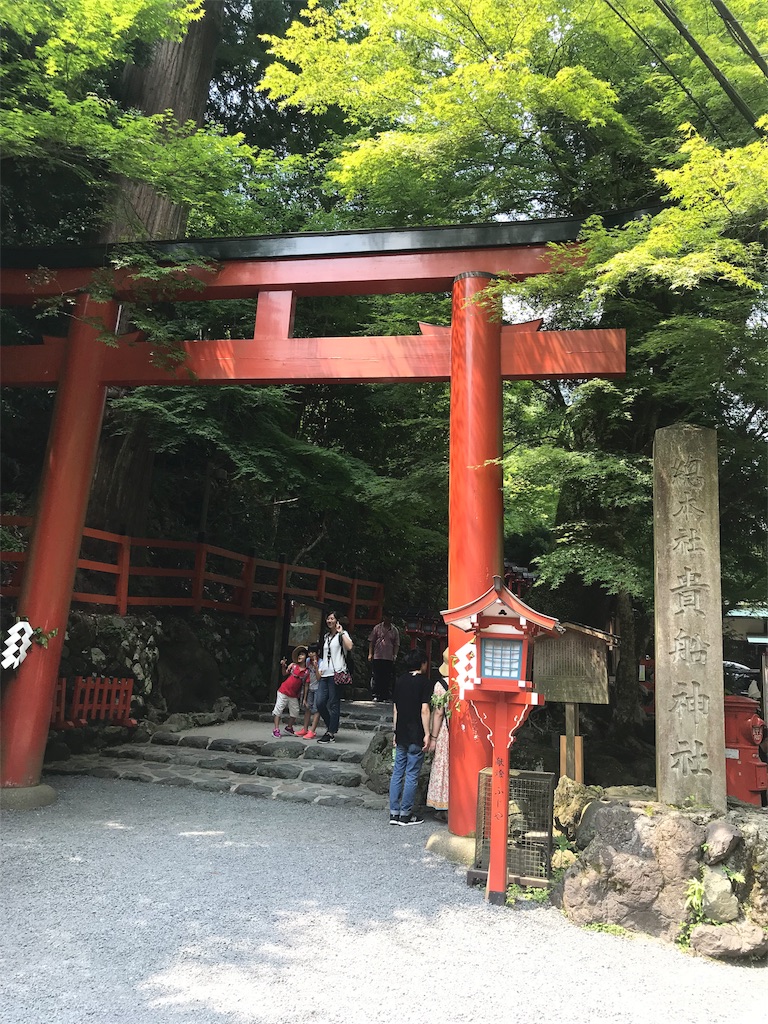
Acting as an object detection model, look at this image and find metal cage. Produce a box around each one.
[470,767,556,889]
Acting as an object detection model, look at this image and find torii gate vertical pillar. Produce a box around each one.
[448,273,502,837]
[0,295,115,805]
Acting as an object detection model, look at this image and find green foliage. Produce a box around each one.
[506,883,552,906]
[576,127,768,296]
[677,871,717,949]
[430,681,457,721]
[685,875,706,918]
[258,0,768,627]
[0,0,260,240]
[261,0,768,223]
[3,0,767,666]
[31,625,59,649]
[722,867,746,886]
[583,922,631,937]
[0,526,24,552]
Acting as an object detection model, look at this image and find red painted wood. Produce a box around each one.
[487,697,513,900]
[0,246,555,305]
[1,329,625,386]
[50,678,69,729]
[69,676,135,726]
[254,290,295,339]
[0,297,117,789]
[447,274,502,838]
[192,545,207,613]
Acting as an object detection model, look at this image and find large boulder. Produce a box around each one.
[689,920,768,961]
[60,611,160,699]
[554,798,768,958]
[362,731,396,795]
[728,809,768,929]
[701,866,739,923]
[559,801,706,941]
[704,820,742,865]
[157,617,222,712]
[553,777,603,839]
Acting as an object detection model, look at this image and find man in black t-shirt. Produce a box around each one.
[388,649,432,825]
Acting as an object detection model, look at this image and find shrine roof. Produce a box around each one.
[441,576,563,634]
[0,207,660,270]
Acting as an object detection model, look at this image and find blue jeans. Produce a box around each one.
[316,675,340,734]
[389,742,424,817]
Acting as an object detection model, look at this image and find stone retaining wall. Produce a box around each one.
[552,778,768,962]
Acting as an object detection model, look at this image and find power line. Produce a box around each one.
[710,0,768,81]
[650,0,764,137]
[600,0,725,139]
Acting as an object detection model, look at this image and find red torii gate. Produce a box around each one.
[0,219,626,825]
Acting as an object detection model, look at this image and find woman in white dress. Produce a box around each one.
[426,649,450,815]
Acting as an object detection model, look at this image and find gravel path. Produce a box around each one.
[1,777,765,1024]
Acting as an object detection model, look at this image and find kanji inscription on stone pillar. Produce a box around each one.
[653,425,726,813]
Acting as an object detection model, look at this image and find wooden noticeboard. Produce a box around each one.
[533,623,618,783]
[532,625,611,705]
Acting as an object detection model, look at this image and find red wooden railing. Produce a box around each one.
[0,516,384,628]
[51,675,136,729]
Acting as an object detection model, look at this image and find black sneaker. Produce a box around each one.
[389,813,400,825]
[317,733,335,744]
[399,812,425,825]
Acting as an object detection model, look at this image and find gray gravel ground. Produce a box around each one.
[1,777,765,1024]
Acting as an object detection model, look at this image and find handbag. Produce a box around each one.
[327,630,353,686]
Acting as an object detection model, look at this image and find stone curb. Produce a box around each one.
[240,712,389,732]
[43,755,388,810]
[52,747,369,788]
[148,732,364,764]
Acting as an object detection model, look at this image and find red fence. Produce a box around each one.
[51,676,136,729]
[0,517,384,628]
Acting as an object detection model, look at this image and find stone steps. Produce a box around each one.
[240,702,391,732]
[43,707,392,810]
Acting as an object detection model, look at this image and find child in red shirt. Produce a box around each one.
[272,646,310,737]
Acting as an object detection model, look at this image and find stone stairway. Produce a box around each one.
[238,699,391,732]
[43,700,394,811]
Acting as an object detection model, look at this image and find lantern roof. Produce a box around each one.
[441,576,563,635]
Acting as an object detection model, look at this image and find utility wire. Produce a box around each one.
[600,0,724,139]
[710,0,768,81]
[650,0,764,137]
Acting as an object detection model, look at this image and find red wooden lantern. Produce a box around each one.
[442,575,563,903]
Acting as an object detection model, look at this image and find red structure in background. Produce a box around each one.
[0,220,626,825]
[723,695,767,806]
[51,676,137,730]
[0,516,383,626]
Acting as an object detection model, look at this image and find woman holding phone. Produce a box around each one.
[316,609,354,743]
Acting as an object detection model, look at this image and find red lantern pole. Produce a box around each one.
[447,273,503,836]
[0,295,115,804]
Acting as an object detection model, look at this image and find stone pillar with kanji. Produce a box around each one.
[653,424,726,813]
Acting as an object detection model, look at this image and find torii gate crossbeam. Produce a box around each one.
[0,217,627,827]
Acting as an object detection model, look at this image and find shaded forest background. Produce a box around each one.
[1,0,766,731]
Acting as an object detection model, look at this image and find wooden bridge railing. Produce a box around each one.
[0,516,384,628]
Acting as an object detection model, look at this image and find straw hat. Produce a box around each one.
[291,645,308,662]
[439,647,450,678]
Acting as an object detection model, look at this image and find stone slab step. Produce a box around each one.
[147,732,365,763]
[240,705,391,731]
[43,754,387,810]
[109,742,367,787]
